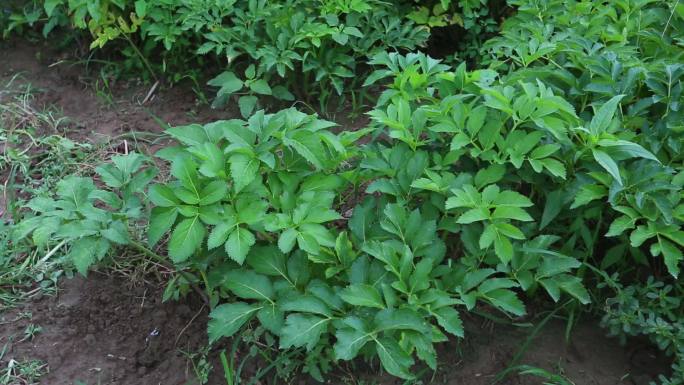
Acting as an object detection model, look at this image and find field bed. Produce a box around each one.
[0,39,670,385]
[2,274,666,385]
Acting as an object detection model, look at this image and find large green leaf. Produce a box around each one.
[339,284,385,309]
[168,216,205,262]
[280,314,330,351]
[225,227,256,264]
[374,336,414,379]
[69,237,109,276]
[208,302,260,343]
[229,154,259,193]
[224,269,274,301]
[148,207,178,246]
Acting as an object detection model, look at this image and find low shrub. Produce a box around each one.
[7,0,684,382]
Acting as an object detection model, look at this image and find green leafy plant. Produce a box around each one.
[600,275,684,385]
[13,152,157,275]
[6,0,684,383]
[3,0,429,111]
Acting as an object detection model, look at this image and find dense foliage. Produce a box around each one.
[4,0,684,383]
[2,0,510,112]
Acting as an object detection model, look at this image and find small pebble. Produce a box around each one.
[84,333,96,346]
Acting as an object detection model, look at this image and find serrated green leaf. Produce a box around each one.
[483,289,526,316]
[257,305,284,334]
[69,237,109,276]
[589,95,624,135]
[229,154,259,193]
[375,337,414,380]
[660,238,682,278]
[433,307,464,337]
[592,149,622,185]
[280,295,331,317]
[208,71,243,98]
[339,284,385,309]
[208,302,260,343]
[225,269,274,301]
[101,221,130,244]
[456,208,490,224]
[249,79,272,95]
[225,227,255,264]
[280,314,330,351]
[148,184,179,207]
[334,327,371,360]
[199,181,227,205]
[168,216,205,262]
[491,206,533,221]
[278,228,298,253]
[148,207,178,246]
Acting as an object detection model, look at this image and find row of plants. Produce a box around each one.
[2,0,506,113]
[4,0,684,382]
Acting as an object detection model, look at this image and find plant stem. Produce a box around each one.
[128,240,210,306]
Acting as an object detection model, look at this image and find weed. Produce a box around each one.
[512,365,575,385]
[180,347,212,385]
[19,323,42,342]
[0,349,47,385]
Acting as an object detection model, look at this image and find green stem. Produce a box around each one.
[128,240,209,305]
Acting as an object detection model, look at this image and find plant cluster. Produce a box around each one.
[5,0,684,383]
[2,0,430,112]
[601,276,684,385]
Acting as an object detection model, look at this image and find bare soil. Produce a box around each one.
[0,274,669,385]
[0,41,672,385]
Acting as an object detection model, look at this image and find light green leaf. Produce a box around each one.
[605,215,635,237]
[69,237,109,276]
[570,184,607,209]
[375,337,414,380]
[225,269,274,301]
[148,184,180,207]
[589,95,624,135]
[592,149,622,185]
[199,181,228,205]
[494,236,514,264]
[280,314,330,351]
[249,79,272,95]
[208,71,243,98]
[433,307,464,337]
[493,191,534,207]
[148,207,178,246]
[225,227,256,264]
[660,239,682,278]
[278,228,298,253]
[229,154,259,193]
[339,284,385,309]
[557,275,591,304]
[456,208,490,224]
[208,302,260,343]
[168,216,205,262]
[484,289,526,316]
[491,206,533,221]
[101,221,130,244]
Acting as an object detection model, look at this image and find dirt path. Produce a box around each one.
[0,39,230,142]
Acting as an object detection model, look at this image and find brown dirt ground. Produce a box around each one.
[0,274,669,385]
[0,40,673,385]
